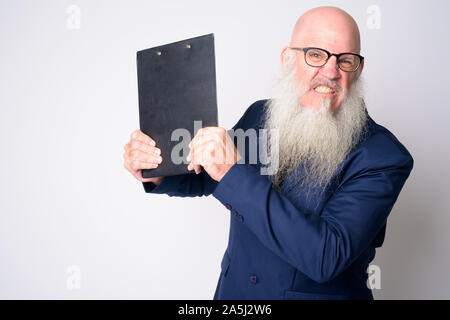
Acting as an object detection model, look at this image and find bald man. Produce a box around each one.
[124,7,413,300]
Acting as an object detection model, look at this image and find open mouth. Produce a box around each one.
[313,85,336,94]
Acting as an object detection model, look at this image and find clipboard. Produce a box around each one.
[137,33,218,178]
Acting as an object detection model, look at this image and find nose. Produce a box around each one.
[319,56,341,80]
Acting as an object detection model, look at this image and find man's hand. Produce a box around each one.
[123,129,164,185]
[187,127,241,182]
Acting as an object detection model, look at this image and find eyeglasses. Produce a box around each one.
[288,47,364,72]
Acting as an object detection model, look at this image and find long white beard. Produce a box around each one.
[264,52,369,193]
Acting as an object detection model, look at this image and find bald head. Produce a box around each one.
[290,6,361,53]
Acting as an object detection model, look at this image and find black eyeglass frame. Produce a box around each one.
[288,47,365,72]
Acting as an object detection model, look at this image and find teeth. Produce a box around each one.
[314,86,334,94]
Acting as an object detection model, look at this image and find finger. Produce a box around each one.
[190,128,215,146]
[131,169,145,181]
[190,134,222,151]
[194,165,202,174]
[128,148,161,163]
[127,159,159,171]
[128,140,161,155]
[192,131,234,164]
[191,128,215,142]
[195,127,226,136]
[186,150,191,162]
[189,143,216,165]
[196,127,228,146]
[128,149,163,164]
[125,141,154,156]
[192,127,228,146]
[191,136,220,155]
[187,163,202,173]
[131,129,156,146]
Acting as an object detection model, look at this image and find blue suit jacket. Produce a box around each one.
[143,99,414,300]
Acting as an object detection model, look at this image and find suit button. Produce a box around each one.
[238,215,244,223]
[225,204,232,210]
[231,210,238,216]
[250,275,258,284]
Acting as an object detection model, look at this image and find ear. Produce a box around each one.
[280,46,290,68]
[358,59,365,75]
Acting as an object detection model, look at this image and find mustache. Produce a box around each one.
[308,77,343,92]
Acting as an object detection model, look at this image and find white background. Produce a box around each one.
[1,0,449,299]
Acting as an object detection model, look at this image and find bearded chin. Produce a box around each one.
[264,53,369,194]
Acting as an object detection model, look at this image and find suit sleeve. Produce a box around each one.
[212,154,414,283]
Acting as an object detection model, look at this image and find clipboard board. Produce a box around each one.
[137,33,218,178]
